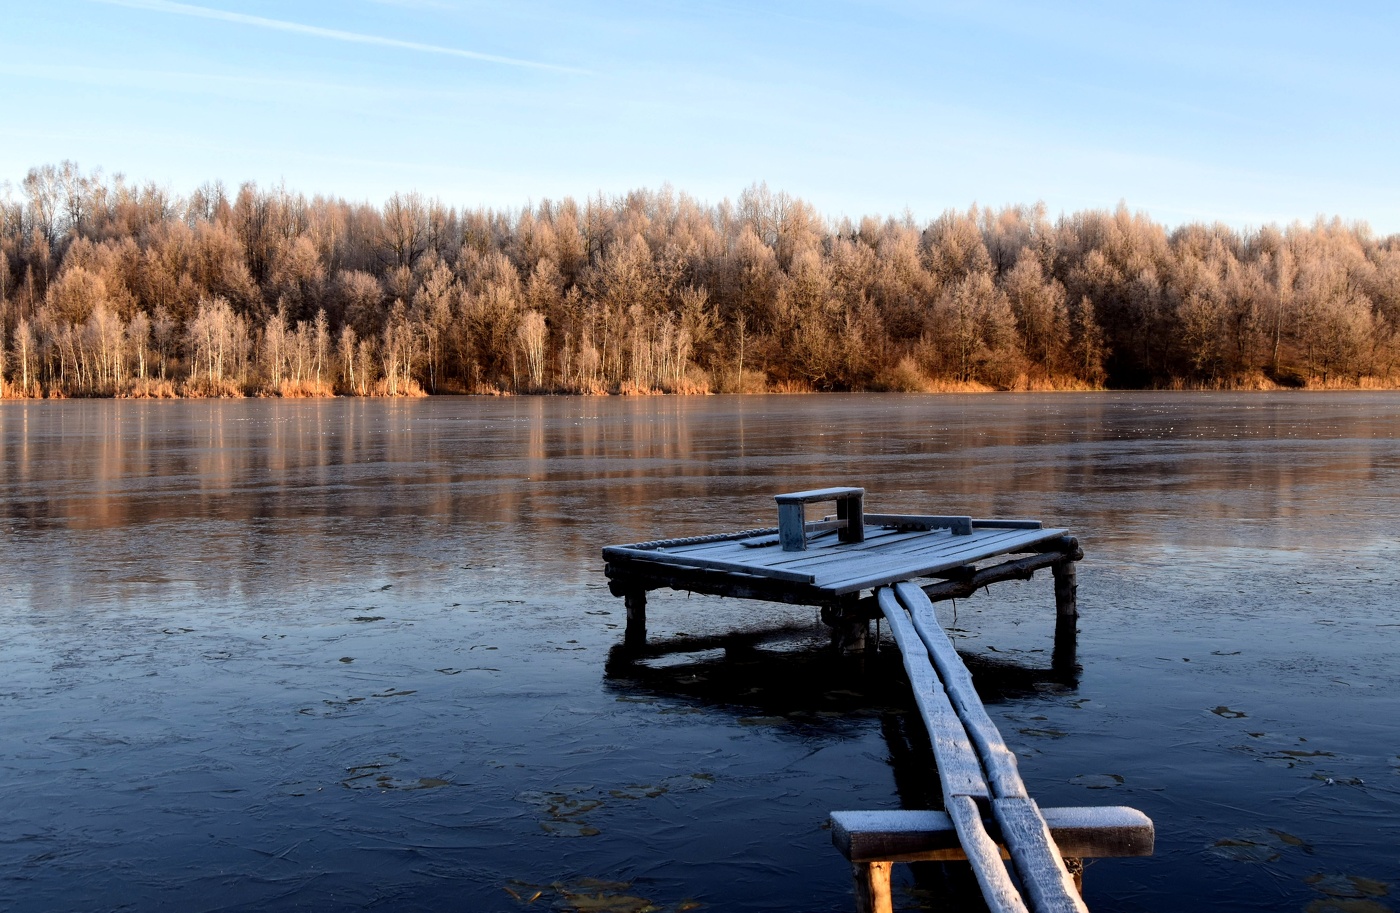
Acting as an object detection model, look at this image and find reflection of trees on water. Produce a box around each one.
[3,394,1397,613]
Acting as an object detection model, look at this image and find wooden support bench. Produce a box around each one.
[831,807,1154,913]
[834,581,1151,913]
[775,486,865,551]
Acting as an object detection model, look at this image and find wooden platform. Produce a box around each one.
[605,519,1070,598]
[605,487,1074,602]
[599,489,1145,912]
[604,487,1082,654]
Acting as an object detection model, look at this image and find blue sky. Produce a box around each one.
[3,0,1398,232]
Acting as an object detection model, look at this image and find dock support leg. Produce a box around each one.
[1065,856,1084,894]
[851,860,893,913]
[1052,558,1079,673]
[1052,557,1078,619]
[623,588,647,648]
[1053,613,1079,674]
[824,597,868,653]
[1052,552,1080,674]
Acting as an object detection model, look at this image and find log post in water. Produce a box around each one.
[1052,545,1079,619]
[851,859,893,913]
[824,596,869,653]
[623,587,647,647]
[1053,612,1079,674]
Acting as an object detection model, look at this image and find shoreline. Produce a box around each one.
[4,380,1400,401]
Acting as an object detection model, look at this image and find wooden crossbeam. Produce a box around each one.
[830,806,1155,864]
[832,805,1154,913]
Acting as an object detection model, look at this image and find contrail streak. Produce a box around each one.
[92,0,588,74]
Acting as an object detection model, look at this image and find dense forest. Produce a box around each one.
[1,162,1397,398]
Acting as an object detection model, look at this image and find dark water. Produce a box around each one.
[1,393,1397,913]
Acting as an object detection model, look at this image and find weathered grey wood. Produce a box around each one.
[837,491,865,543]
[778,502,808,552]
[614,524,1065,587]
[830,806,1155,864]
[617,527,779,551]
[851,860,893,913]
[1053,556,1078,619]
[762,527,945,570]
[604,546,817,584]
[917,550,1069,603]
[946,795,1031,913]
[897,526,1061,560]
[972,519,1045,530]
[604,561,834,607]
[777,487,865,550]
[877,588,989,799]
[992,797,1089,913]
[895,581,1027,799]
[766,526,1032,575]
[864,513,975,535]
[885,580,1095,913]
[609,535,1080,614]
[774,486,866,503]
[822,529,1069,594]
[612,522,903,561]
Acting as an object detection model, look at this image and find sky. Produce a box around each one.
[3,0,1399,232]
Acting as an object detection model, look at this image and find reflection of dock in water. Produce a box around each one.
[602,488,1152,913]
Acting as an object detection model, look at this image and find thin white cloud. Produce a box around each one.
[91,0,589,74]
[365,0,458,10]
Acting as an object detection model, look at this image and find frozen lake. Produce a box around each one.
[2,393,1398,912]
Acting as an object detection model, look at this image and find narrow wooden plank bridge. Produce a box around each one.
[603,488,1152,912]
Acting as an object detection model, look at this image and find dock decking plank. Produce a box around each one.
[896,581,1027,799]
[645,523,910,562]
[603,547,817,584]
[763,527,1025,577]
[820,529,1068,594]
[606,524,1071,600]
[992,797,1090,913]
[885,582,1090,913]
[946,795,1032,913]
[877,588,989,799]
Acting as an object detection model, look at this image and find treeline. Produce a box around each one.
[1,161,1398,399]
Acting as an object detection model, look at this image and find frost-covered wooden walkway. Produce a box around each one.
[602,488,1152,912]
